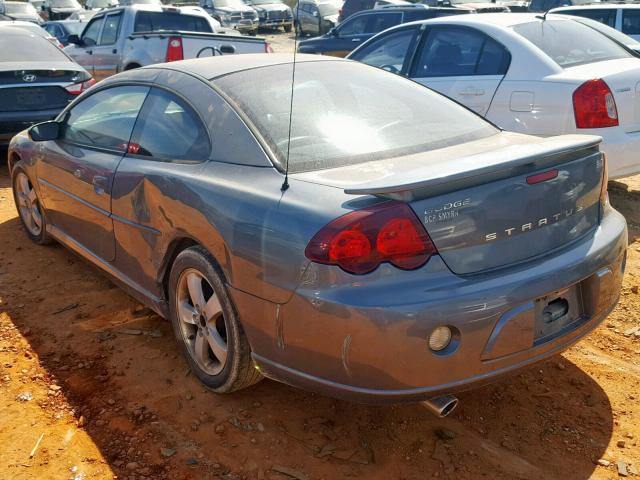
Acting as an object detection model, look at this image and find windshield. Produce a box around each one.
[572,16,640,47]
[63,21,85,34]
[513,19,631,68]
[134,11,212,32]
[318,2,339,16]
[4,3,39,14]
[215,61,497,173]
[0,33,70,61]
[216,0,247,7]
[51,0,80,7]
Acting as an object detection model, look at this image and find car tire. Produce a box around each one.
[284,23,292,33]
[168,246,262,393]
[11,164,53,246]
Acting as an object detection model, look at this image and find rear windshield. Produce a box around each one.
[513,19,631,68]
[215,61,497,173]
[134,11,212,32]
[0,33,70,62]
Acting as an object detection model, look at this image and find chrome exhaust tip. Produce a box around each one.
[421,394,459,418]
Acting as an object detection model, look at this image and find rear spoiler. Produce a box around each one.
[344,135,602,200]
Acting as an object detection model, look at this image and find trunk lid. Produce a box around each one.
[293,132,604,275]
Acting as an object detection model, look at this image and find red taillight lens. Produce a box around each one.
[573,79,618,129]
[64,77,96,95]
[305,201,437,275]
[165,37,184,62]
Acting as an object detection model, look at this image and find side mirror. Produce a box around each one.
[219,44,235,53]
[329,27,337,36]
[29,121,60,142]
[312,10,318,16]
[67,34,82,45]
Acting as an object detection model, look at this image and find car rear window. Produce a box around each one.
[0,33,70,62]
[214,61,498,173]
[513,19,632,68]
[134,11,212,32]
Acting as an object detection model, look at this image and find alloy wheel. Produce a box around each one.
[15,172,43,237]
[176,268,228,376]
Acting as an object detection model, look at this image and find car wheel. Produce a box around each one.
[284,23,292,33]
[11,165,52,245]
[168,246,262,393]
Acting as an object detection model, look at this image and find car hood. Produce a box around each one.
[323,13,338,22]
[217,5,255,13]
[252,3,290,12]
[6,14,42,22]
[50,6,81,12]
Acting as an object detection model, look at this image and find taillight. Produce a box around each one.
[305,201,437,275]
[165,37,184,62]
[264,42,273,53]
[600,152,609,206]
[573,79,618,129]
[64,77,96,95]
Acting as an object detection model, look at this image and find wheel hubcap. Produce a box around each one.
[15,172,42,236]
[176,269,228,376]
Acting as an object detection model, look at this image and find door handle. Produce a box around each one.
[351,38,361,42]
[92,175,108,195]
[112,48,117,54]
[73,168,83,178]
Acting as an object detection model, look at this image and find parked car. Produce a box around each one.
[199,0,259,34]
[3,1,43,23]
[41,0,83,20]
[67,9,96,20]
[349,13,640,178]
[119,0,161,5]
[447,0,509,13]
[0,20,63,47]
[84,0,119,10]
[339,0,453,22]
[64,5,268,81]
[528,0,591,13]
[43,19,85,45]
[550,4,640,42]
[0,28,94,145]
[298,5,468,56]
[8,54,625,406]
[292,0,342,36]
[243,0,293,32]
[27,0,45,10]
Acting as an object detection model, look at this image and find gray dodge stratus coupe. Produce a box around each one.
[8,55,627,408]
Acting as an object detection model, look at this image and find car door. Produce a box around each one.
[64,14,104,76]
[409,26,510,116]
[36,85,149,261]
[349,24,420,75]
[91,11,123,81]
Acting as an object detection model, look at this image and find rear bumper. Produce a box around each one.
[586,127,640,179]
[0,108,62,145]
[236,207,627,404]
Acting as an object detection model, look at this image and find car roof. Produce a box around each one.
[152,53,342,80]
[551,3,640,8]
[402,11,574,28]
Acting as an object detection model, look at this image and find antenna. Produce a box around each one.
[281,3,300,192]
[536,9,550,21]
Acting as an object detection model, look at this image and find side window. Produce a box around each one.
[130,88,210,161]
[82,16,104,47]
[622,10,640,35]
[412,27,509,77]
[61,86,149,151]
[368,12,402,34]
[338,14,369,35]
[100,12,122,45]
[569,9,616,27]
[350,27,418,74]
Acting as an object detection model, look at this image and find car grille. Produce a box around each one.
[0,86,70,112]
[267,10,289,19]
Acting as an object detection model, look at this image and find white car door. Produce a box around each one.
[410,26,510,116]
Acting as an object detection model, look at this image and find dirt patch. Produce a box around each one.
[1,163,639,480]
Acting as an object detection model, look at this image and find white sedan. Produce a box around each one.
[348,13,640,178]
